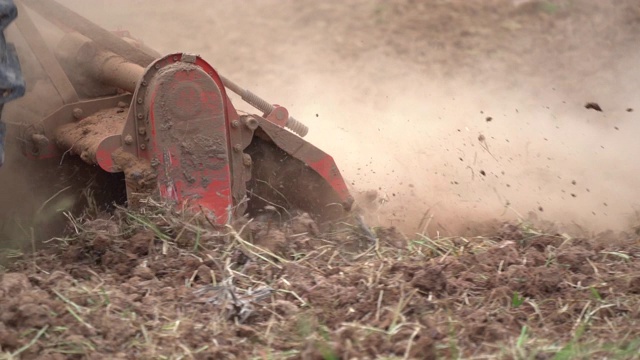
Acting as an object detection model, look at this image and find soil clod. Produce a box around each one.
[585,102,603,111]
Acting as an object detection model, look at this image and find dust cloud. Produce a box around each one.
[294,68,640,237]
[3,0,639,241]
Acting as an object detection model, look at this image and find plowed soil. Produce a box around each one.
[2,0,640,359]
[1,206,639,359]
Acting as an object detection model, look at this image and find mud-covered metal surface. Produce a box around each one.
[117,54,234,222]
[54,107,126,165]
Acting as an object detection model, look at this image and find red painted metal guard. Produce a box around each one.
[139,55,233,223]
[88,53,354,223]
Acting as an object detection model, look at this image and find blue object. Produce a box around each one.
[0,0,18,31]
[0,34,26,104]
[0,0,25,167]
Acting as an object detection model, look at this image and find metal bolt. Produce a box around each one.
[72,108,83,119]
[124,135,133,145]
[242,154,252,166]
[275,108,285,121]
[173,56,178,61]
[137,113,144,120]
[140,144,146,150]
[137,98,143,104]
[138,127,146,135]
[231,120,240,128]
[31,134,49,147]
[154,64,160,69]
[244,117,259,130]
[233,144,241,152]
[142,81,148,87]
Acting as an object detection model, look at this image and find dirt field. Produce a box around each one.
[2,0,640,359]
[2,204,640,359]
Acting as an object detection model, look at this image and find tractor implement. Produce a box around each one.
[0,0,353,228]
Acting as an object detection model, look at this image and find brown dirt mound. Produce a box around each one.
[1,205,639,359]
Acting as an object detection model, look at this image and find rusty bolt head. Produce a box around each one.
[137,113,144,120]
[72,108,84,120]
[242,154,252,166]
[141,81,148,87]
[138,127,146,135]
[124,135,133,145]
[231,120,240,128]
[233,144,242,152]
[140,144,146,150]
[137,98,143,104]
[154,64,160,69]
[275,108,286,121]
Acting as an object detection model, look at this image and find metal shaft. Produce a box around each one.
[56,32,144,94]
[93,52,145,94]
[20,0,157,67]
[220,76,308,137]
[23,0,309,137]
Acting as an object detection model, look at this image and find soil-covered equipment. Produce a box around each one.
[0,0,353,227]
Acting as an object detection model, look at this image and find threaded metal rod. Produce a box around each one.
[220,75,308,137]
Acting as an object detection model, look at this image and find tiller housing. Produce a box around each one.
[0,0,353,225]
